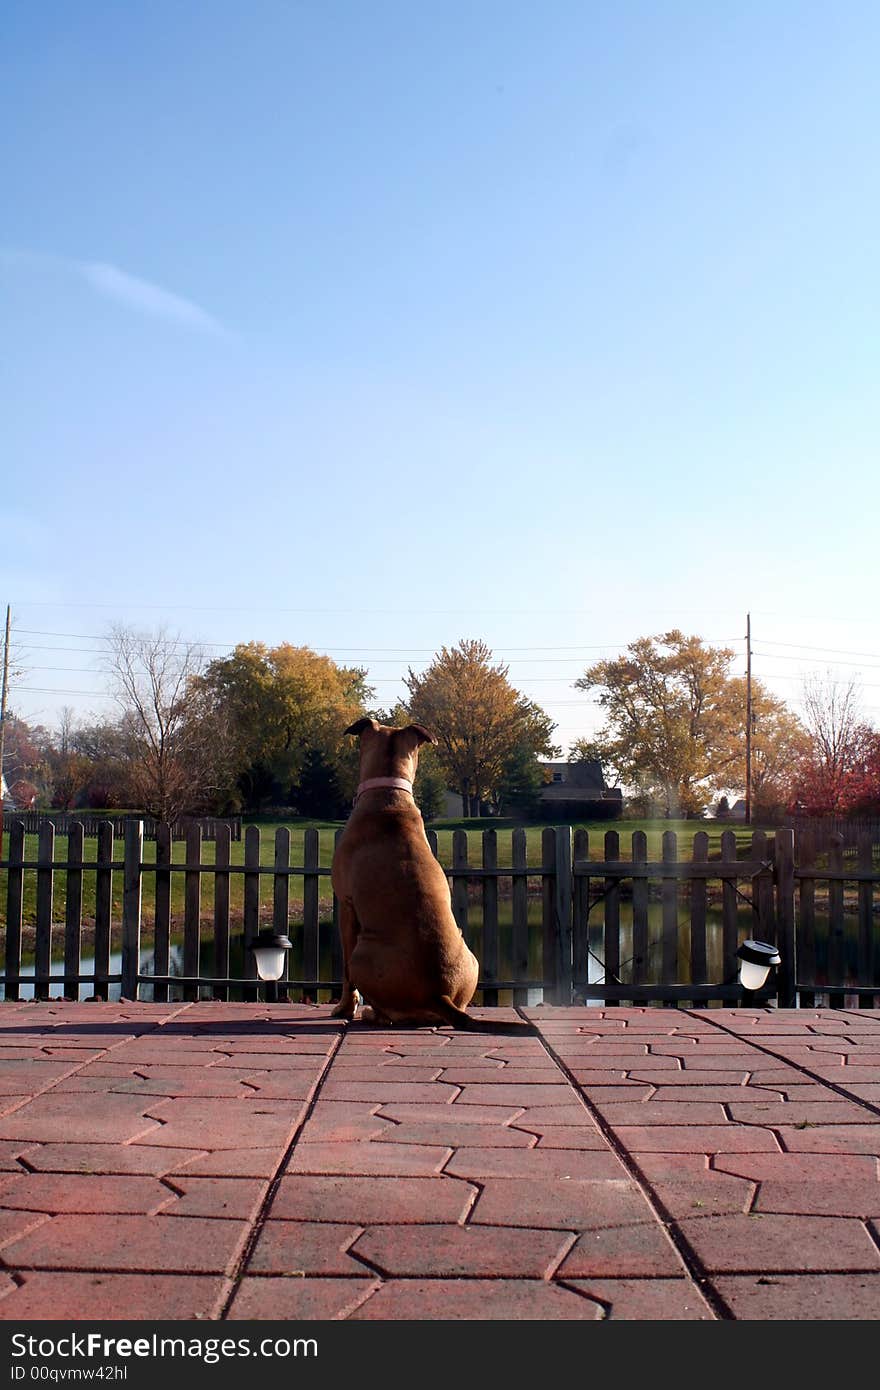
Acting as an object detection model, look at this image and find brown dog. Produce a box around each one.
[330,718,480,1027]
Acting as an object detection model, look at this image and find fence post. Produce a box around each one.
[121,820,143,1001]
[553,826,573,1005]
[775,827,796,1007]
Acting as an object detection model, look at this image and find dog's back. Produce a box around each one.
[330,720,479,1025]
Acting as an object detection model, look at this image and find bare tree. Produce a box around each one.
[106,625,226,821]
[793,673,866,812]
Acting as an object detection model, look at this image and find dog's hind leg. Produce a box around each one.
[331,899,362,1020]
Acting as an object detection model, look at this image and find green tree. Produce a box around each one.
[405,639,559,816]
[199,642,373,811]
[491,740,547,820]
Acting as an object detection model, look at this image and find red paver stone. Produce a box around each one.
[570,1057,683,1074]
[676,1213,880,1272]
[247,1221,364,1275]
[327,1064,443,1082]
[0,1174,169,1214]
[351,1223,574,1277]
[535,1131,621,1150]
[714,1273,880,1321]
[270,1175,476,1224]
[727,1102,879,1125]
[378,1122,538,1148]
[630,1071,752,1086]
[592,1102,729,1125]
[0,1214,250,1272]
[444,1147,623,1180]
[840,1084,880,1103]
[439,1067,559,1084]
[471,1177,652,1230]
[562,1278,713,1320]
[0,1061,81,1091]
[577,1086,654,1103]
[510,1106,595,1130]
[0,1142,32,1170]
[0,1272,228,1321]
[615,1126,781,1153]
[285,1141,451,1176]
[754,1181,880,1218]
[0,1211,51,1249]
[320,1080,459,1103]
[299,1103,394,1143]
[211,1053,332,1071]
[227,1277,380,1321]
[350,1277,603,1320]
[18,1143,204,1175]
[378,1103,523,1126]
[779,1125,880,1155]
[557,1222,687,1278]
[175,1149,281,1178]
[713,1154,878,1182]
[160,1177,267,1219]
[0,1094,162,1144]
[136,1099,304,1149]
[453,1083,576,1107]
[649,1178,755,1220]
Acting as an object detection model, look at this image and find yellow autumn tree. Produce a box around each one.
[404,639,559,816]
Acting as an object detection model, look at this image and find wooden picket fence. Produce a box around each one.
[0,819,877,1007]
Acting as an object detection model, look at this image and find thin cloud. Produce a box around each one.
[1,247,227,336]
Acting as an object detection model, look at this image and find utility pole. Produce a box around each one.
[0,605,10,859]
[745,611,752,827]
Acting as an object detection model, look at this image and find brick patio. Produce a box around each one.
[0,1001,877,1320]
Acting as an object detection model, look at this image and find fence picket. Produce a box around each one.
[182,825,202,1002]
[661,831,678,994]
[3,821,25,1000]
[631,831,648,986]
[213,825,231,1002]
[34,823,54,1000]
[481,829,499,1006]
[572,828,589,999]
[452,830,469,941]
[121,820,143,1001]
[690,831,708,990]
[332,828,344,994]
[93,823,114,1000]
[775,829,796,1008]
[63,824,84,1001]
[603,829,620,1005]
[273,828,291,998]
[302,828,319,1002]
[720,829,739,988]
[242,825,261,1001]
[797,831,817,1008]
[857,833,875,1009]
[827,834,846,1006]
[153,824,172,1003]
[511,828,529,1003]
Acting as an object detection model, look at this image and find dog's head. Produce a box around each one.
[344,717,436,784]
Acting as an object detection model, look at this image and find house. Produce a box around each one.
[537,760,623,819]
[0,772,13,811]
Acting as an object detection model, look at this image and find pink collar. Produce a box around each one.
[355,776,414,803]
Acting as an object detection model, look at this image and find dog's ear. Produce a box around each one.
[404,723,437,747]
[344,717,377,737]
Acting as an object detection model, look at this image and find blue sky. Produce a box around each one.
[2,1,879,750]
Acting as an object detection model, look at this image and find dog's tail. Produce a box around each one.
[433,995,534,1034]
